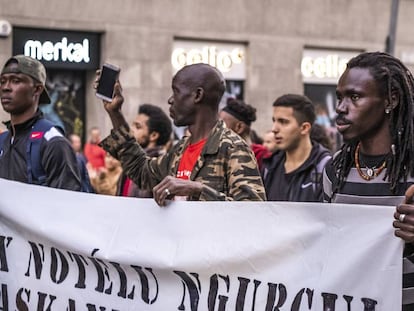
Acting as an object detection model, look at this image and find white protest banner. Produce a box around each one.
[0,178,403,310]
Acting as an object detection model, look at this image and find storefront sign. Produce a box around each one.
[24,37,90,63]
[172,40,246,79]
[13,27,100,69]
[301,49,360,84]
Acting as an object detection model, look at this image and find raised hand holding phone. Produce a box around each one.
[95,64,128,130]
[95,63,120,102]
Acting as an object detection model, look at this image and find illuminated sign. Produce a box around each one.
[301,55,348,79]
[13,27,100,69]
[24,37,90,63]
[172,40,246,79]
[301,49,360,84]
[172,46,243,73]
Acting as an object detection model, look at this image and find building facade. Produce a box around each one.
[1,0,414,141]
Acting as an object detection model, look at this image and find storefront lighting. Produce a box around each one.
[171,46,244,73]
[301,55,349,80]
[24,37,90,63]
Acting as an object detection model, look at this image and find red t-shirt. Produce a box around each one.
[121,177,133,197]
[176,138,207,180]
[251,143,271,172]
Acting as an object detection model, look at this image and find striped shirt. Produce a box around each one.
[323,156,414,310]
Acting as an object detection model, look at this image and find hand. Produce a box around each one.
[94,70,124,113]
[97,167,108,179]
[153,176,203,207]
[394,185,414,242]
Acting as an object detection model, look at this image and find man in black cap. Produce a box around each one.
[0,55,81,190]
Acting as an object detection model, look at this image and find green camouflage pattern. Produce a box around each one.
[100,120,266,201]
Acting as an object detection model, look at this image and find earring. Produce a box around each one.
[385,108,391,114]
[391,144,396,156]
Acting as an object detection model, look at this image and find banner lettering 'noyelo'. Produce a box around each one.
[0,178,403,310]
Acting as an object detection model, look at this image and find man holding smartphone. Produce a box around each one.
[96,63,266,205]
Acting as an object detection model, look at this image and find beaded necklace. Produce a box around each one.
[354,143,387,181]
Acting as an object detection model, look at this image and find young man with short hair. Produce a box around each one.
[131,103,172,155]
[118,103,172,197]
[263,94,331,202]
[0,55,81,190]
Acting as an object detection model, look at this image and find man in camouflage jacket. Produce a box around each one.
[97,63,266,205]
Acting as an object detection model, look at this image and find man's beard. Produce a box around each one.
[139,136,150,149]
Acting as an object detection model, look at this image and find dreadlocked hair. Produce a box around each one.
[332,51,414,194]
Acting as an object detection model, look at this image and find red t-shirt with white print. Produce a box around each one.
[176,138,207,180]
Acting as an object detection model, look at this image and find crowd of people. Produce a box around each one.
[64,96,336,201]
[1,52,414,309]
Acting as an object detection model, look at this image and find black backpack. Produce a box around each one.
[0,119,93,192]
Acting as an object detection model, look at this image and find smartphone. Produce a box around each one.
[96,63,120,102]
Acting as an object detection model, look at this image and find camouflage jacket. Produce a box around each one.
[100,120,266,201]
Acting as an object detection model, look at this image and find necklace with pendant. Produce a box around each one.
[354,143,387,181]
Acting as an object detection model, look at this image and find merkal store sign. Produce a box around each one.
[13,27,100,69]
[24,37,90,63]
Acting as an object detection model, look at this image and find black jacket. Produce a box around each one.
[263,142,331,202]
[0,111,81,191]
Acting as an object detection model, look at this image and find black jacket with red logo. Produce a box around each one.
[0,111,81,191]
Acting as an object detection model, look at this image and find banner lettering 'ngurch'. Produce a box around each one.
[0,178,402,310]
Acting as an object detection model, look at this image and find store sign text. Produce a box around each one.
[171,46,244,73]
[301,54,349,80]
[24,37,90,63]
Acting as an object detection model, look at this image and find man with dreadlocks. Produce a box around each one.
[322,51,414,310]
